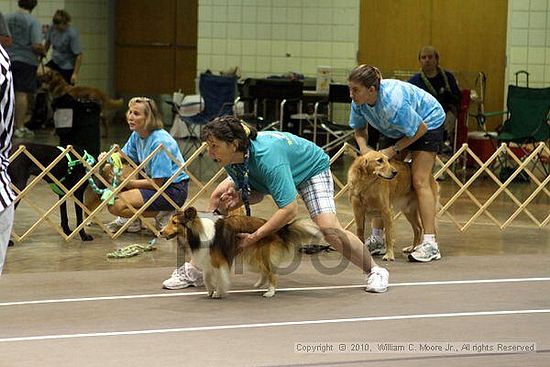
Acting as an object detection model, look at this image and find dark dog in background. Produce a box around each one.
[9,143,93,243]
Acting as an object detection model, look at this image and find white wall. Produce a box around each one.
[2,0,549,97]
[0,0,111,91]
[197,0,359,80]
[507,0,550,87]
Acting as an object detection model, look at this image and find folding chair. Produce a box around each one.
[494,85,550,177]
[312,83,355,152]
[476,80,550,179]
[237,78,303,132]
[170,73,237,155]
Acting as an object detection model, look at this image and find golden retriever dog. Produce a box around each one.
[38,69,124,135]
[160,207,317,299]
[39,69,123,109]
[347,151,438,261]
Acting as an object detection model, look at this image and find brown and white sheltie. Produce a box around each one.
[160,207,318,298]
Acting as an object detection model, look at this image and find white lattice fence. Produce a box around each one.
[10,141,549,242]
[332,142,549,231]
[10,143,225,242]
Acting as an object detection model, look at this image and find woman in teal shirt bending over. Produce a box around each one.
[162,115,389,294]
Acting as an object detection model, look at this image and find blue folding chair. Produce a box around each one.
[170,73,237,155]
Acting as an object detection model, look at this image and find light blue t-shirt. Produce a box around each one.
[349,79,445,139]
[122,129,189,183]
[47,25,82,69]
[225,131,330,208]
[5,10,42,66]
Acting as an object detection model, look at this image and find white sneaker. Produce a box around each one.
[155,210,175,230]
[23,127,34,137]
[365,266,389,293]
[14,128,26,138]
[408,241,441,262]
[105,216,141,233]
[365,235,386,255]
[162,262,204,290]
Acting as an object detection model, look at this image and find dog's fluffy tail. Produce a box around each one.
[278,219,319,246]
[104,98,124,110]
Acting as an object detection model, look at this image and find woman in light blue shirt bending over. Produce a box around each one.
[348,64,445,263]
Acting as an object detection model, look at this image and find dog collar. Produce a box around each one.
[48,147,83,196]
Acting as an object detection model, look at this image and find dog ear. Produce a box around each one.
[359,156,371,175]
[183,207,197,220]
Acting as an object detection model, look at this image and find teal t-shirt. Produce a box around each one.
[225,131,330,208]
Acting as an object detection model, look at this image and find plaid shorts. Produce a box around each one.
[297,169,336,218]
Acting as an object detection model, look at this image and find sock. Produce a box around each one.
[372,228,384,238]
[423,234,437,244]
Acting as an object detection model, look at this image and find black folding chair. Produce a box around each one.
[312,83,355,152]
[236,78,303,132]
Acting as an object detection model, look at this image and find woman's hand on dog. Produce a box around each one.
[209,178,243,212]
[379,147,396,159]
[237,232,258,249]
[220,189,243,211]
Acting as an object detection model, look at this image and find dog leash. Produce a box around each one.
[48,146,88,196]
[229,147,251,216]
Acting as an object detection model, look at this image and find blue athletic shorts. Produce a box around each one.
[139,180,189,212]
[12,61,38,93]
[378,124,445,153]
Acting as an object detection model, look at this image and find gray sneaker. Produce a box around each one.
[365,235,386,255]
[408,241,441,262]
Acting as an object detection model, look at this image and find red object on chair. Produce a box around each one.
[467,131,496,166]
[455,89,471,148]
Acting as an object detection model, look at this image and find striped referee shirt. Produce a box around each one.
[0,45,15,211]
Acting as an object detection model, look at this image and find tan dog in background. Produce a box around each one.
[38,69,124,135]
[39,69,123,109]
[347,151,438,261]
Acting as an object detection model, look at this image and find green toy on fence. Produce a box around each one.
[86,151,123,206]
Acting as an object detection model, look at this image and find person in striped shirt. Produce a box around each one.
[0,44,16,275]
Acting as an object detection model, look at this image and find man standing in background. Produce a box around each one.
[5,0,45,138]
[0,43,16,275]
[408,46,461,151]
